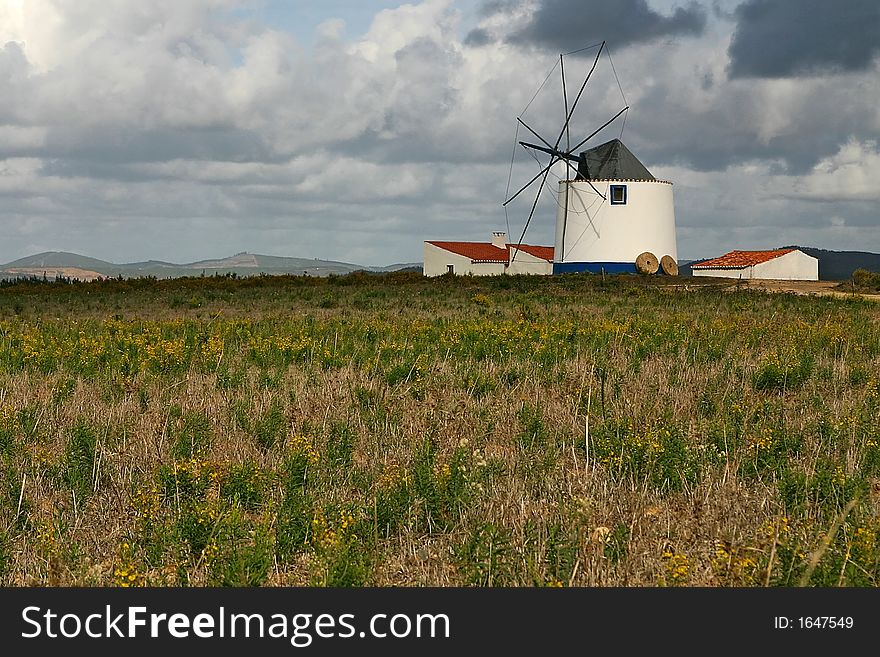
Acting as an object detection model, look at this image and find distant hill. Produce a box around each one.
[3,251,120,273]
[678,260,696,277]
[0,251,421,281]
[368,263,423,273]
[781,246,880,281]
[680,247,880,281]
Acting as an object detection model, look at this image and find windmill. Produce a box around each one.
[504,41,678,276]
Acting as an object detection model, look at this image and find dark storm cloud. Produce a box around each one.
[9,126,282,187]
[629,73,877,175]
[728,0,880,78]
[478,0,520,17]
[463,28,492,47]
[467,0,707,51]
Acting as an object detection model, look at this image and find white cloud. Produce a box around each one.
[789,139,880,202]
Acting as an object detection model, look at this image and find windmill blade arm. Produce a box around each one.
[517,118,580,176]
[569,106,629,154]
[561,53,571,153]
[553,41,605,149]
[512,164,553,263]
[584,179,606,200]
[503,157,557,207]
[520,141,581,179]
[519,142,579,162]
[517,117,554,151]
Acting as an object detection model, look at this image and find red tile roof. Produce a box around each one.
[510,244,555,261]
[691,248,796,269]
[427,241,554,263]
[428,241,507,262]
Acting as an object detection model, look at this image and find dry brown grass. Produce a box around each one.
[0,273,878,587]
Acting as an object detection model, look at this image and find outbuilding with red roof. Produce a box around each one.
[691,248,818,281]
[423,232,554,277]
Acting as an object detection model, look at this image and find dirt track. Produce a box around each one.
[665,277,880,301]
[739,279,880,301]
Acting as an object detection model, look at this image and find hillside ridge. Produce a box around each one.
[0,251,421,280]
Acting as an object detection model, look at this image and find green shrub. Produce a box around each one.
[604,524,630,565]
[852,268,880,291]
[220,462,266,510]
[411,438,469,531]
[275,451,316,562]
[157,460,214,503]
[207,514,273,587]
[373,466,411,538]
[63,420,98,498]
[753,353,813,391]
[0,421,14,457]
[325,422,355,469]
[455,522,512,586]
[590,422,699,493]
[253,400,286,450]
[0,530,10,580]
[779,463,865,517]
[516,404,547,449]
[275,492,312,563]
[170,411,212,459]
[543,523,579,584]
[175,502,219,557]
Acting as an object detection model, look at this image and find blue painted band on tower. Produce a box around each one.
[552,262,637,275]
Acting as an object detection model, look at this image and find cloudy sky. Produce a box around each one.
[1,0,878,265]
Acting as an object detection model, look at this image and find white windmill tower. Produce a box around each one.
[504,41,678,276]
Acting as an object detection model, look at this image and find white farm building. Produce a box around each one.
[423,232,553,277]
[691,248,818,281]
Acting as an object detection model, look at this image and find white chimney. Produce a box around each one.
[491,231,507,249]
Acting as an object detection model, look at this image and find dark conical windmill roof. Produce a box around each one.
[579,139,655,181]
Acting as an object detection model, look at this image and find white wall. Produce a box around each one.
[507,248,553,275]
[692,250,819,281]
[423,243,505,277]
[692,267,750,279]
[555,180,677,265]
[752,250,819,280]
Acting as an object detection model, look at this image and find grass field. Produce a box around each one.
[0,272,878,587]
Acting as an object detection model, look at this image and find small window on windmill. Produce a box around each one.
[610,185,627,205]
[447,264,454,274]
